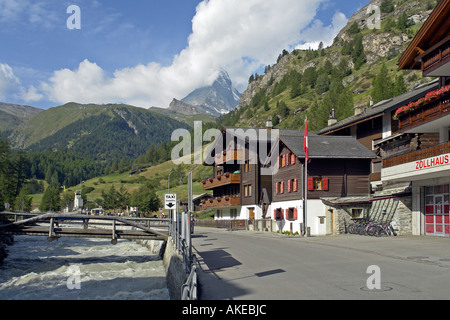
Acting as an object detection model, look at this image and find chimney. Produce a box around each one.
[354,105,365,115]
[266,118,273,129]
[328,109,337,126]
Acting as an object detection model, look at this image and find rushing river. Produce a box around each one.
[0,236,170,300]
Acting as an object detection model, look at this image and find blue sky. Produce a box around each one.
[0,0,368,110]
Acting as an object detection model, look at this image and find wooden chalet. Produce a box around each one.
[201,125,375,236]
[201,126,275,223]
[269,131,375,236]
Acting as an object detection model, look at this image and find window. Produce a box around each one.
[244,160,251,172]
[274,208,283,220]
[288,179,298,192]
[230,208,238,219]
[286,208,298,221]
[244,184,253,197]
[352,208,363,219]
[308,177,329,191]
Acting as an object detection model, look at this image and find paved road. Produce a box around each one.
[192,227,450,300]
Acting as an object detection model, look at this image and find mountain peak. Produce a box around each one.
[168,70,241,117]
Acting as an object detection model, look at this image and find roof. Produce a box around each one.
[398,0,450,70]
[205,126,376,167]
[280,134,376,160]
[316,79,440,135]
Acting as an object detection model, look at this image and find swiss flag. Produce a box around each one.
[304,117,309,162]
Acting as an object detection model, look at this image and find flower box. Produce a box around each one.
[394,84,450,120]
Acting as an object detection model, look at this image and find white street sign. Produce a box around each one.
[165,193,177,210]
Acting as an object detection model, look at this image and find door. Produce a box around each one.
[425,185,450,237]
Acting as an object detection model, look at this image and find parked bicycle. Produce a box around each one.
[347,220,397,237]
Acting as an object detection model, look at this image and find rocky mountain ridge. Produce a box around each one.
[232,0,437,130]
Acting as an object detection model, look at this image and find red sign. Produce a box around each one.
[416,155,450,170]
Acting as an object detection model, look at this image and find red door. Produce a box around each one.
[425,185,450,237]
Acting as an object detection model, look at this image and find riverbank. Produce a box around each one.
[0,226,14,264]
[136,237,188,300]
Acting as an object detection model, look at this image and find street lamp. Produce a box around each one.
[168,171,183,193]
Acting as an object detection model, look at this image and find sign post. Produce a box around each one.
[165,193,177,237]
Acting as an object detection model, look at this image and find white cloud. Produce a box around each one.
[0,63,43,102]
[42,0,329,109]
[0,63,20,100]
[295,11,348,50]
[0,0,59,29]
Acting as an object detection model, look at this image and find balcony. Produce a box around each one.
[382,141,450,183]
[214,150,244,165]
[395,85,450,132]
[202,173,241,191]
[421,36,450,76]
[199,196,241,210]
[383,141,450,168]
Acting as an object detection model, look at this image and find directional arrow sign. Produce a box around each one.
[165,193,177,210]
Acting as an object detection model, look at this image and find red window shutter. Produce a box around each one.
[273,209,277,219]
[294,208,298,220]
[294,179,298,192]
[288,180,291,193]
[275,182,279,195]
[291,153,295,165]
[323,177,329,191]
[281,181,284,194]
[282,154,286,167]
[308,177,314,191]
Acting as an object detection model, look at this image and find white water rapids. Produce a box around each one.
[0,236,170,300]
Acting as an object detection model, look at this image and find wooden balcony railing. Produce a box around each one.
[214,150,244,165]
[398,93,450,131]
[383,141,450,169]
[202,173,241,190]
[199,196,241,210]
[422,37,450,74]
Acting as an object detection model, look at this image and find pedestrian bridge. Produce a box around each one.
[0,212,169,244]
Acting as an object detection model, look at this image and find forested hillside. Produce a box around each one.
[9,103,189,164]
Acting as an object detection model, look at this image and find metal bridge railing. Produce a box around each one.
[169,211,198,300]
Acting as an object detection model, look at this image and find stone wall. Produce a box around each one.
[391,196,412,236]
[162,237,188,300]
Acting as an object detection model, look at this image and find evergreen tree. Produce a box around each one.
[372,64,394,104]
[130,185,161,217]
[40,187,61,212]
[277,101,290,119]
[393,74,407,96]
[380,0,395,13]
[316,73,330,94]
[352,34,366,70]
[14,187,32,213]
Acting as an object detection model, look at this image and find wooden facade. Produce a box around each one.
[273,143,372,202]
[201,128,273,213]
